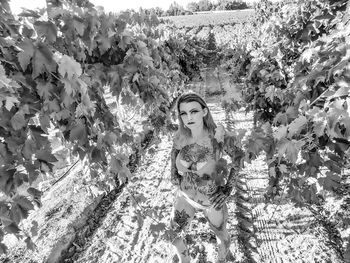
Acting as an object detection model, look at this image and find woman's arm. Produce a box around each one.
[170,146,181,186]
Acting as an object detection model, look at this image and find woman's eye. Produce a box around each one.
[180,113,186,116]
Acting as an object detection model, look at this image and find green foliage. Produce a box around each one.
[185,0,249,12]
[254,0,288,24]
[229,0,350,239]
[218,2,350,255]
[215,0,248,11]
[207,31,216,50]
[187,2,200,12]
[0,0,208,253]
[166,1,185,16]
[197,0,213,11]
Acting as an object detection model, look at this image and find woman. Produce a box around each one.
[169,92,244,263]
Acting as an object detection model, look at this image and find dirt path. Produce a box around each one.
[67,135,174,263]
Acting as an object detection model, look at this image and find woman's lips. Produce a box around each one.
[188,122,195,125]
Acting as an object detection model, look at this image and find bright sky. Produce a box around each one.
[9,0,226,14]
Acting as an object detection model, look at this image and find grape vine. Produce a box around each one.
[221,0,350,259]
[0,0,210,253]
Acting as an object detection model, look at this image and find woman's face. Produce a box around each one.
[179,101,207,131]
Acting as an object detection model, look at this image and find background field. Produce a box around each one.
[163,9,255,27]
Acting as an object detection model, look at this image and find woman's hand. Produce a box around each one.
[209,185,233,210]
[170,146,181,187]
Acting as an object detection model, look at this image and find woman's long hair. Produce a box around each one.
[176,92,217,139]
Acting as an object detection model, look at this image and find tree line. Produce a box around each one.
[142,0,251,17]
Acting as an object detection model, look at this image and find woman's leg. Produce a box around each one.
[169,193,195,263]
[204,203,231,262]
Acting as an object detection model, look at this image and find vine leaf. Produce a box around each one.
[0,243,8,254]
[36,149,58,164]
[302,184,319,204]
[30,220,39,237]
[73,17,85,36]
[17,39,34,71]
[274,112,288,125]
[137,40,148,54]
[118,165,132,184]
[69,122,87,145]
[130,193,147,207]
[308,107,327,137]
[150,222,167,235]
[76,94,95,117]
[0,65,11,87]
[277,138,305,163]
[32,43,57,78]
[108,69,123,97]
[4,223,20,234]
[246,131,272,158]
[0,142,7,160]
[97,35,111,54]
[30,125,50,148]
[34,21,57,43]
[318,172,341,191]
[24,236,36,251]
[118,31,132,50]
[36,81,54,100]
[24,162,40,185]
[58,55,82,80]
[11,199,31,222]
[0,202,12,226]
[279,164,288,173]
[288,115,307,138]
[331,85,349,99]
[110,156,123,174]
[90,147,105,163]
[10,111,26,130]
[47,99,60,113]
[13,196,34,211]
[103,132,119,147]
[61,79,74,96]
[273,125,287,140]
[265,85,275,101]
[27,187,42,199]
[39,114,51,132]
[13,173,26,190]
[313,119,327,138]
[62,91,75,107]
[5,97,20,111]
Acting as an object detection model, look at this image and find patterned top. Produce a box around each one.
[176,142,215,173]
[170,131,245,208]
